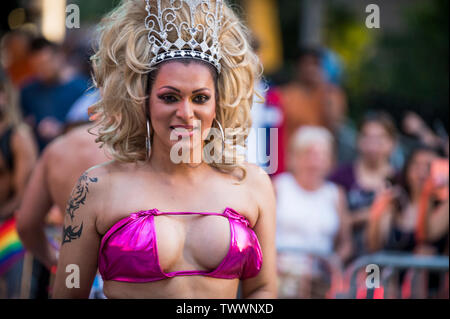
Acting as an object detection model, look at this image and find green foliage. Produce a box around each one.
[67,0,122,22]
[325,0,449,127]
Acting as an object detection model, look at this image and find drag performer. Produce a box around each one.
[53,0,277,299]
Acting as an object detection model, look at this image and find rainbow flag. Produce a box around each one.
[0,217,25,276]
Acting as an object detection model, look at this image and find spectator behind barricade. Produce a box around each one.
[278,48,348,171]
[367,146,449,298]
[367,145,449,254]
[329,112,398,261]
[20,37,90,151]
[274,126,352,298]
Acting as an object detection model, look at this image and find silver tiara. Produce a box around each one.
[145,0,224,73]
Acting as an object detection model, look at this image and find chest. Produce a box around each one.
[347,187,376,211]
[153,214,232,272]
[394,204,418,231]
[97,176,257,273]
[99,174,257,229]
[277,185,339,235]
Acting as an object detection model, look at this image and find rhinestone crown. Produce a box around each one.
[145,0,224,73]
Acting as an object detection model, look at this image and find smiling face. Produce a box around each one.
[292,143,333,185]
[148,61,217,158]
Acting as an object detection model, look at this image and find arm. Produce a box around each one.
[427,201,449,242]
[416,177,449,243]
[16,147,57,270]
[241,165,277,299]
[52,169,103,298]
[367,193,394,252]
[334,187,353,263]
[0,125,38,217]
[348,208,372,228]
[403,112,444,149]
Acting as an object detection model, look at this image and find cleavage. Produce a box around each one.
[154,214,231,273]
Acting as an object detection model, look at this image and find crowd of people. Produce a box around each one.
[250,48,449,298]
[0,12,448,299]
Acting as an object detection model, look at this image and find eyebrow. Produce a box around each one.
[159,86,211,94]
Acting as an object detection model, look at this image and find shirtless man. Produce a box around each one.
[16,123,109,270]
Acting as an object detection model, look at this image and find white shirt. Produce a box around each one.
[274,172,340,257]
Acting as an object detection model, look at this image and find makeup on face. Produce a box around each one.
[149,62,217,149]
[156,86,213,137]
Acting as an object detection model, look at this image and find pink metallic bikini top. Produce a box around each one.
[98,207,263,283]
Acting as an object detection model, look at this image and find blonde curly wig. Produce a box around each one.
[90,0,263,181]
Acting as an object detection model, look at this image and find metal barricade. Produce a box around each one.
[342,252,449,299]
[276,247,345,299]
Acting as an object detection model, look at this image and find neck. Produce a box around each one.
[358,157,389,173]
[410,187,423,203]
[42,72,62,86]
[293,172,323,192]
[296,78,323,91]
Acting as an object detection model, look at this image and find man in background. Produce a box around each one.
[20,37,89,151]
[279,48,348,168]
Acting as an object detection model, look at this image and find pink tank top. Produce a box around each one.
[98,207,263,283]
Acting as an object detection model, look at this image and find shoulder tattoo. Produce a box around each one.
[62,172,98,245]
[65,172,98,221]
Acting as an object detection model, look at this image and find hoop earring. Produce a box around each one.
[214,118,225,156]
[146,119,152,161]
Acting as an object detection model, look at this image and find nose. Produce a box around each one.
[175,98,194,121]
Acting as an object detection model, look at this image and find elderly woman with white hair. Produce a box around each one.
[274,126,352,298]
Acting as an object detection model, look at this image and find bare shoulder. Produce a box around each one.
[85,159,135,178]
[81,160,118,188]
[78,159,136,199]
[45,124,96,158]
[242,162,276,222]
[243,162,274,194]
[40,132,71,165]
[65,161,116,217]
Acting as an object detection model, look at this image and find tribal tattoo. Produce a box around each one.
[66,173,98,221]
[62,172,98,245]
[62,223,84,245]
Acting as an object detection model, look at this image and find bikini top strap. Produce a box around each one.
[152,210,226,218]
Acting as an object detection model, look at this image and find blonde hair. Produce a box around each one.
[90,0,263,182]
